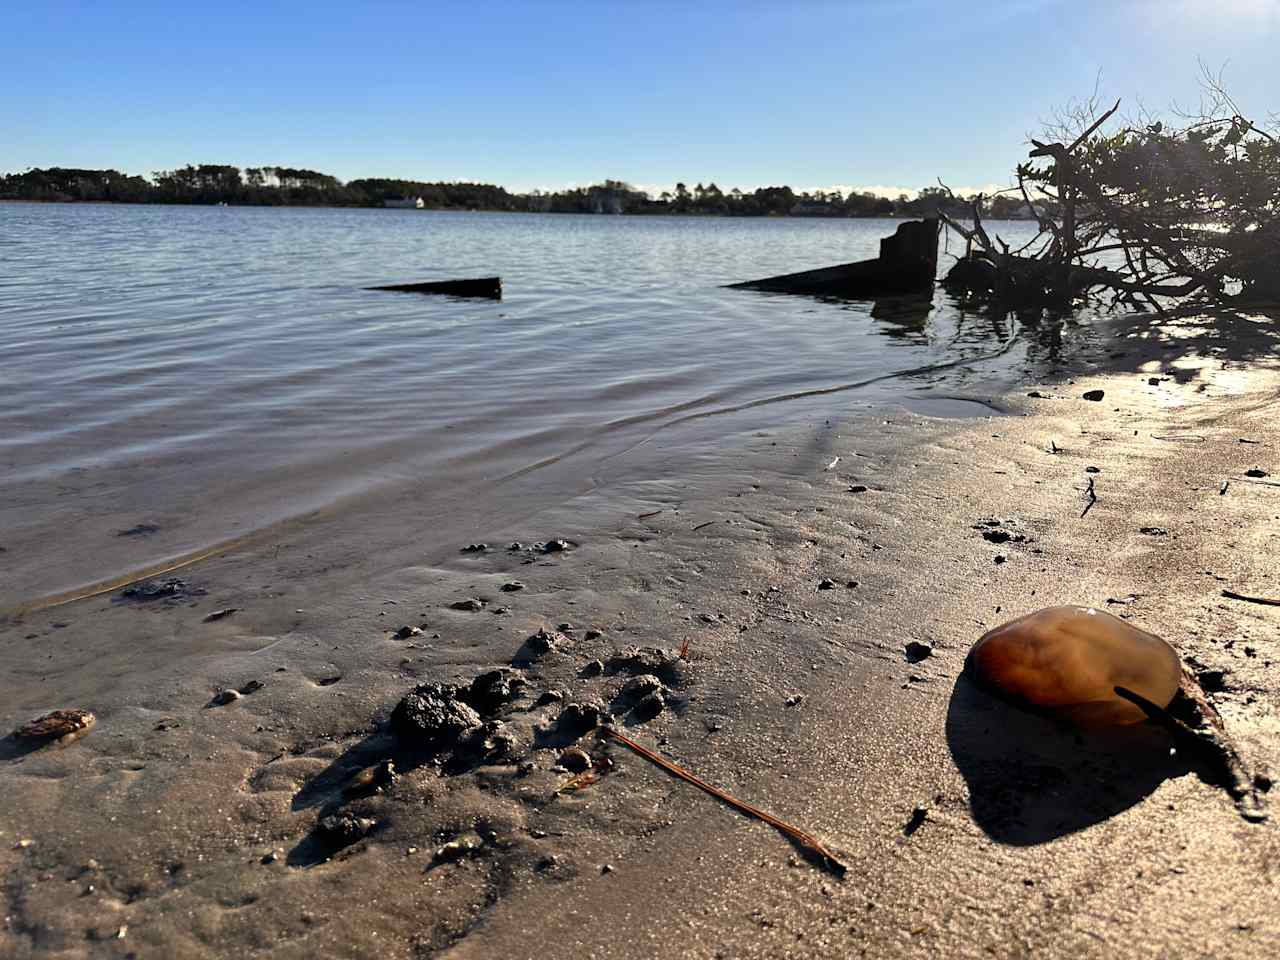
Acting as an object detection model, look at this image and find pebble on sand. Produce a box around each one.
[905,640,933,663]
[558,747,593,772]
[1082,389,1105,401]
[631,691,665,721]
[315,813,377,845]
[435,837,482,863]
[620,674,663,700]
[391,682,483,749]
[11,708,96,746]
[450,598,486,612]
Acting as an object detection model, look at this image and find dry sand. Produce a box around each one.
[3,308,1280,958]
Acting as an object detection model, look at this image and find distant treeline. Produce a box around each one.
[0,166,1046,219]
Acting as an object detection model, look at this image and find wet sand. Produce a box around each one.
[3,308,1279,958]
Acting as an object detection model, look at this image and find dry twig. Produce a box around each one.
[1221,590,1280,607]
[601,728,848,877]
[1080,476,1098,518]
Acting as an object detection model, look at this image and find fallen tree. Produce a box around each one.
[941,76,1280,311]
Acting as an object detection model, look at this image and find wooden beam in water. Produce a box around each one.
[727,218,939,299]
[368,277,502,299]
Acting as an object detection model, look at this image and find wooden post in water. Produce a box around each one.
[726,218,939,299]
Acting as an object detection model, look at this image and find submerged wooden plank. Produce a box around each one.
[368,277,502,299]
[727,218,938,299]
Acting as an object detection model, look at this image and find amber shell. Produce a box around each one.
[967,606,1181,725]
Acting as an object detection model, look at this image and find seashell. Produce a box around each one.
[343,759,397,797]
[12,709,96,746]
[967,605,1181,726]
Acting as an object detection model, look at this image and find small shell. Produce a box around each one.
[12,709,96,746]
[967,605,1181,726]
[343,759,397,797]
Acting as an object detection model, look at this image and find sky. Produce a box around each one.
[3,0,1279,197]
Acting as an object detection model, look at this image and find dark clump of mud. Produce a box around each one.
[115,577,206,604]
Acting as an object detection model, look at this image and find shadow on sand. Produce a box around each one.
[945,673,1191,845]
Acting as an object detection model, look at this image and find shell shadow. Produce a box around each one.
[946,673,1190,845]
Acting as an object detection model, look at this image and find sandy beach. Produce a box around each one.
[3,306,1279,959]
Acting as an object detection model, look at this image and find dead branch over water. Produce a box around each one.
[938,78,1280,311]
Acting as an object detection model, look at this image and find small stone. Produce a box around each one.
[543,539,571,553]
[261,849,281,864]
[1245,468,1269,478]
[631,691,665,722]
[238,680,264,695]
[1026,390,1044,398]
[500,581,525,592]
[315,813,376,845]
[434,837,481,863]
[1085,466,1101,474]
[607,646,682,682]
[848,485,868,493]
[817,578,836,590]
[558,747,592,773]
[11,708,96,745]
[580,659,604,678]
[620,674,662,700]
[584,629,603,641]
[1197,668,1228,693]
[993,554,1007,564]
[904,640,933,663]
[847,580,859,589]
[211,689,241,706]
[558,622,575,632]
[202,608,239,623]
[465,669,525,714]
[1082,389,1105,401]
[508,542,524,551]
[524,628,563,657]
[1139,527,1168,536]
[981,530,1011,544]
[904,805,928,835]
[558,700,607,735]
[393,625,423,639]
[450,598,485,612]
[784,694,804,707]
[1148,377,1163,385]
[391,682,483,749]
[601,863,614,874]
[461,543,488,553]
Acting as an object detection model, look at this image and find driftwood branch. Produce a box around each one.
[938,85,1280,309]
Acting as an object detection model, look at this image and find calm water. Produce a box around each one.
[0,203,1091,604]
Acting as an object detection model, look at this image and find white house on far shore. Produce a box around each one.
[383,196,424,209]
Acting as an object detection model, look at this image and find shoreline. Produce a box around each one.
[3,308,1280,957]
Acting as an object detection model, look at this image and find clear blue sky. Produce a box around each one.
[3,1,1277,195]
